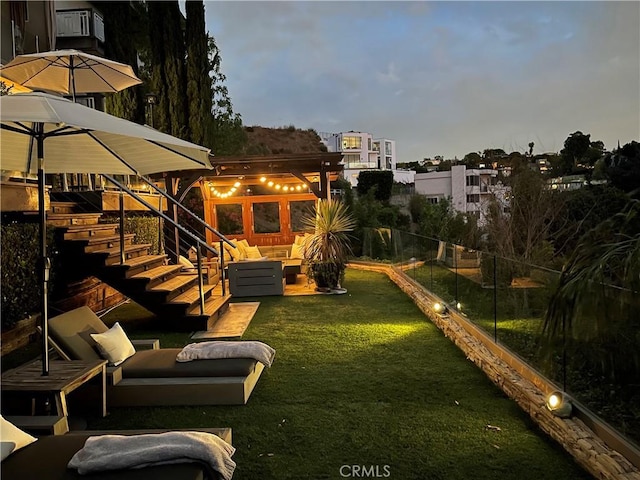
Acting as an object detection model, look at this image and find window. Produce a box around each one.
[426,197,439,204]
[342,136,362,150]
[372,141,380,152]
[216,204,243,235]
[253,202,280,234]
[466,194,480,203]
[343,154,361,168]
[466,175,480,186]
[385,156,392,169]
[385,142,392,156]
[290,200,316,232]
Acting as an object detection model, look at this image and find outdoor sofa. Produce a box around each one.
[48,306,266,406]
[1,422,233,480]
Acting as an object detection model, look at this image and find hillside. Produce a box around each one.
[243,126,327,155]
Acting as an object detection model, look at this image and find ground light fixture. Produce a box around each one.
[433,302,449,315]
[546,391,573,418]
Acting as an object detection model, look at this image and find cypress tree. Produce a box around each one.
[96,1,145,123]
[147,1,188,139]
[208,35,246,154]
[185,0,211,147]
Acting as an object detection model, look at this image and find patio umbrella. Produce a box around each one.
[0,92,212,375]
[0,49,142,100]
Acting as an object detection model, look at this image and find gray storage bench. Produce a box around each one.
[227,260,285,297]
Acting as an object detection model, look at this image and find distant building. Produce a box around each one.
[319,131,415,187]
[414,165,510,225]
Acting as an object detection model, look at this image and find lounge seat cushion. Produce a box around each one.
[120,349,257,378]
[0,434,212,480]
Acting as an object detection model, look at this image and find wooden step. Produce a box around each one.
[170,284,216,306]
[147,273,200,302]
[184,293,232,331]
[70,233,135,253]
[130,265,184,290]
[107,255,167,278]
[50,201,80,214]
[60,223,119,240]
[93,243,152,265]
[47,212,102,227]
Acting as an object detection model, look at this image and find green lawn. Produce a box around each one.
[88,269,589,479]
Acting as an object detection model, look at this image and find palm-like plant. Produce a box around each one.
[542,199,640,379]
[302,199,355,290]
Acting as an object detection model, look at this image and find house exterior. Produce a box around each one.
[414,165,509,225]
[319,131,414,187]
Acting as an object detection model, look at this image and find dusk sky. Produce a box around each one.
[202,1,640,162]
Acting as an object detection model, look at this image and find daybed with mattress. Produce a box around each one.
[1,419,234,480]
[47,306,272,406]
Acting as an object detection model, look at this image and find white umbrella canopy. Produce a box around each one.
[0,49,142,98]
[0,92,212,376]
[0,92,212,174]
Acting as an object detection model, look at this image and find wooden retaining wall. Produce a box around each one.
[349,262,640,480]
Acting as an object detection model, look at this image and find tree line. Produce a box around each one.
[95,0,246,155]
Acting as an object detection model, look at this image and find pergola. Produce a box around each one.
[155,152,344,255]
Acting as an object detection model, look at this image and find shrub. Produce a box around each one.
[1,223,59,329]
[102,214,162,254]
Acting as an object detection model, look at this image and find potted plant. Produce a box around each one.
[302,199,355,293]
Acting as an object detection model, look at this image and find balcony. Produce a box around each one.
[56,9,105,54]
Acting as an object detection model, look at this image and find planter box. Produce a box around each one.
[1,315,39,356]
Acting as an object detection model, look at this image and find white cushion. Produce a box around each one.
[0,415,37,461]
[179,255,195,269]
[290,243,304,259]
[90,322,136,366]
[244,245,264,259]
[225,240,243,261]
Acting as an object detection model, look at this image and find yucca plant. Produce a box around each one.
[302,199,356,291]
[542,199,640,380]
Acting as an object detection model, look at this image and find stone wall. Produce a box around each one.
[348,262,640,480]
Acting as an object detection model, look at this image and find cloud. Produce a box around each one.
[204,1,639,161]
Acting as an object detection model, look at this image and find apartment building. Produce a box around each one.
[414,165,509,225]
[319,131,414,187]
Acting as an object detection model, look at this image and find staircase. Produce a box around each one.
[49,201,231,332]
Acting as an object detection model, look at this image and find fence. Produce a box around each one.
[357,227,639,447]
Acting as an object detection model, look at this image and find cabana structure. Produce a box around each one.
[160,152,344,254]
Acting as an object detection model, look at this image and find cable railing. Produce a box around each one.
[102,175,232,305]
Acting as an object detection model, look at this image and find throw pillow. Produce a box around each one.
[244,245,264,259]
[0,415,37,461]
[179,255,195,269]
[290,243,304,259]
[231,239,249,260]
[223,241,242,261]
[90,322,136,366]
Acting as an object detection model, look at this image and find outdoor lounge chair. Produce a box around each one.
[47,306,265,406]
[1,425,233,480]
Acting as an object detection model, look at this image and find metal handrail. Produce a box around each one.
[102,174,219,315]
[139,176,234,248]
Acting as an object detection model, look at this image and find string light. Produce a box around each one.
[208,179,311,197]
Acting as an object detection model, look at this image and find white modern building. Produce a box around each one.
[414,165,510,225]
[319,131,414,187]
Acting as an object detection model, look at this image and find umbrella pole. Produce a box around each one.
[36,125,50,376]
[70,56,76,102]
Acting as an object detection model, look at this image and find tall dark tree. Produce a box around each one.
[96,1,146,123]
[605,141,640,196]
[207,36,246,154]
[185,0,212,147]
[148,1,188,139]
